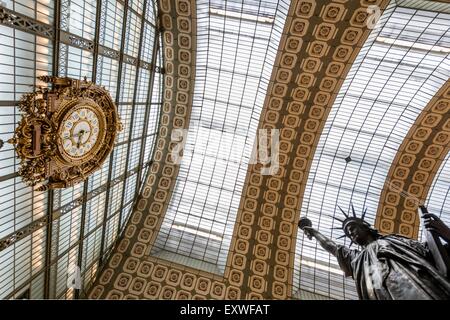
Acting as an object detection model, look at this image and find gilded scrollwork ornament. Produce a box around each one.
[8,76,122,190]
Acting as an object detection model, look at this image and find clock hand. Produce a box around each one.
[76,130,85,148]
[73,130,90,138]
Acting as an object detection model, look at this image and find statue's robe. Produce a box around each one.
[336,235,450,300]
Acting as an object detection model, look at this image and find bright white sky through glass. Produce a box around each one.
[294,4,450,300]
[151,0,289,274]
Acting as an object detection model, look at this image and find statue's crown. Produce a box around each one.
[333,203,370,243]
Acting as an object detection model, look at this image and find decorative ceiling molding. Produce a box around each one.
[88,0,392,300]
[375,80,450,239]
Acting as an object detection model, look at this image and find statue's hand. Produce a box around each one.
[423,213,450,243]
[302,226,315,240]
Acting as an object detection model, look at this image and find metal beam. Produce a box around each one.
[0,6,53,38]
[60,30,94,51]
[0,172,19,182]
[0,101,19,107]
[98,45,120,60]
[0,7,153,68]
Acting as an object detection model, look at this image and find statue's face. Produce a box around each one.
[345,223,372,246]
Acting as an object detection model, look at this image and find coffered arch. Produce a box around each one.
[375,80,450,239]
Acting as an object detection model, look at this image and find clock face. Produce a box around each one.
[58,105,105,161]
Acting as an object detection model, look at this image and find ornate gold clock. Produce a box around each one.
[8,76,122,191]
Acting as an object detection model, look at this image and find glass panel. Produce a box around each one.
[65,0,97,40]
[99,0,124,51]
[0,229,46,298]
[124,11,141,58]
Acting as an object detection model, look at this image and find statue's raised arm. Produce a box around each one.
[298,217,339,256]
[421,206,450,243]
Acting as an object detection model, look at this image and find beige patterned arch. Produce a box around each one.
[88,0,391,300]
[375,80,450,239]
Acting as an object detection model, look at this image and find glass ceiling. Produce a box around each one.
[151,0,289,274]
[0,0,162,299]
[294,3,450,300]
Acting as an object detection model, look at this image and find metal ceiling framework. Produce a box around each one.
[375,79,450,238]
[0,0,162,299]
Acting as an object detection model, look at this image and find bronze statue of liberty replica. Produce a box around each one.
[298,205,450,300]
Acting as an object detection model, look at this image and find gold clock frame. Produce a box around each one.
[56,99,107,165]
[8,76,122,191]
